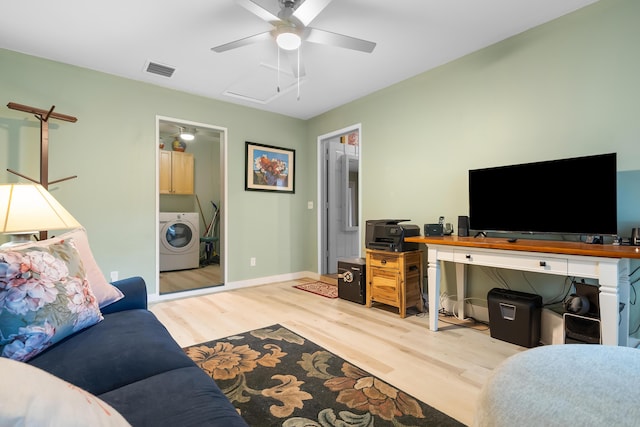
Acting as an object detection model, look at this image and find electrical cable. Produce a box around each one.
[480,266,510,289]
[521,271,539,295]
[437,311,490,331]
[451,297,486,319]
[544,276,575,307]
[439,292,455,316]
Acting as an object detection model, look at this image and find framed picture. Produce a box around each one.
[245,141,295,193]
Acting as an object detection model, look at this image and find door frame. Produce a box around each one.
[316,123,363,274]
[154,115,228,300]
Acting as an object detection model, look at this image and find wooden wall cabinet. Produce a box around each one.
[160,150,194,195]
[366,249,423,318]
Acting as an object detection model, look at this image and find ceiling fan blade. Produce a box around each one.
[285,50,306,78]
[211,31,272,53]
[236,0,281,24]
[305,28,376,53]
[292,0,333,26]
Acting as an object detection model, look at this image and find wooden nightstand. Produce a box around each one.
[365,249,423,318]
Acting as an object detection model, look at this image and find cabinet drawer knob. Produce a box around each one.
[465,254,471,259]
[539,261,546,267]
[381,259,387,265]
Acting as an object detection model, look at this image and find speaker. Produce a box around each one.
[564,294,590,315]
[458,216,469,237]
[571,282,600,317]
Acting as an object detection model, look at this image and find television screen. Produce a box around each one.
[468,153,617,236]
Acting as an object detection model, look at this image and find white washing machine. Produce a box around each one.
[159,212,200,272]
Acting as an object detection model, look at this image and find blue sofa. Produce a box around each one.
[26,276,248,427]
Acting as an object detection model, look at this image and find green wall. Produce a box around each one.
[308,0,640,232]
[0,49,308,294]
[2,0,640,324]
[306,0,640,327]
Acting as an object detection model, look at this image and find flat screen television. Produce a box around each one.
[468,153,617,236]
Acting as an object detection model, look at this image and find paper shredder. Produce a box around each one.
[488,288,542,348]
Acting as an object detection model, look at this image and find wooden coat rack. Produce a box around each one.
[6,102,78,240]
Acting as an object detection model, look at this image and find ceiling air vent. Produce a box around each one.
[146,61,175,78]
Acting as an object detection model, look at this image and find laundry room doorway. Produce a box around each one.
[317,125,362,276]
[156,116,227,298]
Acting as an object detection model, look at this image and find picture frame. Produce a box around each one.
[245,141,295,193]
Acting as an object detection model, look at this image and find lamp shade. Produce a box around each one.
[0,183,82,234]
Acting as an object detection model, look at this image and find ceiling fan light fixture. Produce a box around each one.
[276,31,301,50]
[179,127,195,141]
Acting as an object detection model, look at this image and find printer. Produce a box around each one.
[365,219,420,252]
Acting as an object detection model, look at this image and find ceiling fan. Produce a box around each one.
[211,0,376,78]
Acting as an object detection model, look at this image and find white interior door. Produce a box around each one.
[319,128,361,275]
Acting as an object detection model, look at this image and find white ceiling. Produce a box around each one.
[1,0,598,120]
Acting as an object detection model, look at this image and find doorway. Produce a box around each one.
[155,116,227,297]
[317,125,362,275]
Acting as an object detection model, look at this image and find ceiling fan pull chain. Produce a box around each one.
[277,45,281,93]
[297,46,301,100]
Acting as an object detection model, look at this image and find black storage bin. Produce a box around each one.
[487,288,542,348]
[564,313,601,344]
[337,258,366,304]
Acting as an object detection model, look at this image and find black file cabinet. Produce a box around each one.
[338,258,366,304]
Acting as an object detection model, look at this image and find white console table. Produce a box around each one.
[405,236,640,346]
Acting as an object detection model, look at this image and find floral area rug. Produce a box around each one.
[184,324,464,427]
[292,281,338,299]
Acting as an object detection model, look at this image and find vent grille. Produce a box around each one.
[146,61,175,78]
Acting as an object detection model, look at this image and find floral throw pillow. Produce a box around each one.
[0,240,103,362]
[13,228,124,309]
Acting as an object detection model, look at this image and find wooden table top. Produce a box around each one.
[405,235,640,259]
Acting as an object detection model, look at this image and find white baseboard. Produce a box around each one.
[150,271,317,303]
[440,297,489,322]
[225,271,317,289]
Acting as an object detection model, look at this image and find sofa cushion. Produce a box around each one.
[0,240,103,361]
[28,309,197,395]
[53,228,124,308]
[99,366,249,427]
[0,357,131,426]
[100,276,148,314]
[13,227,124,308]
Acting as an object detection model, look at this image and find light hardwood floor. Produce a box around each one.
[159,264,222,294]
[150,278,525,426]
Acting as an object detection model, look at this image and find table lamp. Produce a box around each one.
[0,183,82,247]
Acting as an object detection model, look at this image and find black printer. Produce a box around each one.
[365,219,420,252]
